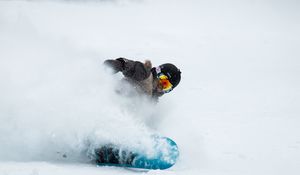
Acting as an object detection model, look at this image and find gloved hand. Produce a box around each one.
[103,58,125,73]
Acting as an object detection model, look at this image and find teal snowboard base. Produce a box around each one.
[93,136,179,170]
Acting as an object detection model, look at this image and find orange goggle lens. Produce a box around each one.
[158,74,173,93]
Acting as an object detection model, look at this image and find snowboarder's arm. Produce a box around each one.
[103,58,126,73]
[104,58,151,81]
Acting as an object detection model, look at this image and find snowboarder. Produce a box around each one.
[104,57,181,101]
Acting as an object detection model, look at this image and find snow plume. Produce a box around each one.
[0,12,159,162]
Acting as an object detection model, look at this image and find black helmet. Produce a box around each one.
[159,63,181,88]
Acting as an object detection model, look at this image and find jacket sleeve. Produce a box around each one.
[104,58,150,81]
[103,58,125,73]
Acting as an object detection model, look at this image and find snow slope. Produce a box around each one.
[0,0,300,174]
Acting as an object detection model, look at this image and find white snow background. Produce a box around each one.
[0,0,300,174]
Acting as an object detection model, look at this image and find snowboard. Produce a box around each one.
[93,136,179,170]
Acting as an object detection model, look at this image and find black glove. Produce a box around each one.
[103,58,125,73]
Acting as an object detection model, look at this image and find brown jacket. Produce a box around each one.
[104,58,163,100]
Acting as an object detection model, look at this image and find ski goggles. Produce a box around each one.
[156,67,173,93]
